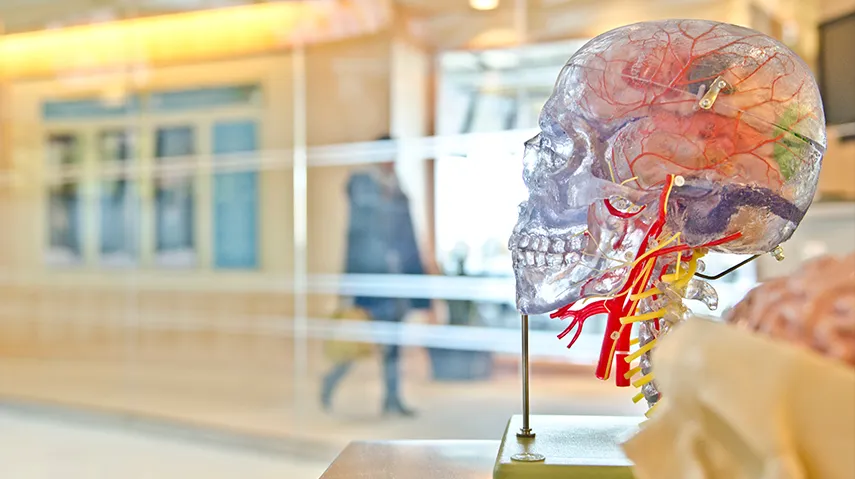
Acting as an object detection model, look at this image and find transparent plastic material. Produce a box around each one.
[511,19,826,316]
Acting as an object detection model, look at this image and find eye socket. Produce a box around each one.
[527,134,568,172]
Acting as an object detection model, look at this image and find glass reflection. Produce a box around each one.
[99,129,139,266]
[154,126,196,267]
[46,133,83,266]
[0,2,851,478]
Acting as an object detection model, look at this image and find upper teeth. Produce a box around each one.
[510,233,586,268]
[509,233,576,253]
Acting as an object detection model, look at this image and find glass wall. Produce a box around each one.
[0,0,852,477]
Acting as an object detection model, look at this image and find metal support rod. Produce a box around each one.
[517,314,535,438]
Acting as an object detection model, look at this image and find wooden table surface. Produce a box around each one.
[320,440,499,479]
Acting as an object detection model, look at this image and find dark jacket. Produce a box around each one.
[344,170,431,320]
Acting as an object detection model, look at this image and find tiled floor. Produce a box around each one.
[0,409,329,479]
[0,331,645,478]
[0,355,643,441]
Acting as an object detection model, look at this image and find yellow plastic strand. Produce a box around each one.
[673,257,697,282]
[605,255,658,379]
[630,287,661,301]
[624,366,641,380]
[632,372,655,388]
[620,309,665,324]
[620,176,639,186]
[661,272,680,283]
[661,261,692,283]
[601,324,627,380]
[675,250,682,277]
[662,258,698,284]
[662,175,675,214]
[622,259,657,309]
[672,253,702,291]
[625,338,657,363]
[662,248,701,286]
[627,251,658,302]
[629,232,681,270]
[612,198,700,412]
[617,230,711,415]
[622,259,658,328]
[644,401,661,418]
[585,232,687,287]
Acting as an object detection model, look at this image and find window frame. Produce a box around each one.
[40,85,264,271]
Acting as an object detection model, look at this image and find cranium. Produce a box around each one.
[512,19,825,315]
[509,19,825,401]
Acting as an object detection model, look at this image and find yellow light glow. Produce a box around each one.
[0,1,389,80]
[469,0,499,11]
[467,28,518,49]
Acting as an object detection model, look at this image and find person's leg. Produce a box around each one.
[381,343,403,410]
[380,316,415,416]
[321,360,353,411]
[369,300,414,416]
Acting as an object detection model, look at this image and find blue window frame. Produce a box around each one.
[212,120,259,269]
[46,134,83,265]
[149,85,260,112]
[99,130,138,266]
[43,97,141,120]
[41,84,262,270]
[154,126,196,267]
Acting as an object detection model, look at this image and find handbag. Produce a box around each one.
[323,303,376,362]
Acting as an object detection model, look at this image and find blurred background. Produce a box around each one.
[0,0,852,477]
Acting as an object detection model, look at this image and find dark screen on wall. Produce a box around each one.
[819,12,855,126]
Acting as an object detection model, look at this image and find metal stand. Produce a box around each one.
[511,314,545,462]
[517,314,535,438]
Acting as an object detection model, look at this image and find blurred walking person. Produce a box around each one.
[321,135,431,417]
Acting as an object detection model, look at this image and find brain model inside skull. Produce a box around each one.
[509,19,825,406]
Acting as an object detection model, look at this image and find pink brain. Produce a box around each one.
[553,20,824,198]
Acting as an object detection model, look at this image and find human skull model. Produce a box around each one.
[509,19,825,404]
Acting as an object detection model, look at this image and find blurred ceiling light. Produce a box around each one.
[470,0,500,11]
[468,28,519,49]
[0,0,391,80]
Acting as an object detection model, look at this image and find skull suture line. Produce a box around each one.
[509,19,825,407]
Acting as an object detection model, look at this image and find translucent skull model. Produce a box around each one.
[509,19,825,405]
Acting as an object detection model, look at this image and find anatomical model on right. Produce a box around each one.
[509,19,826,411]
[725,252,855,367]
[623,253,855,479]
